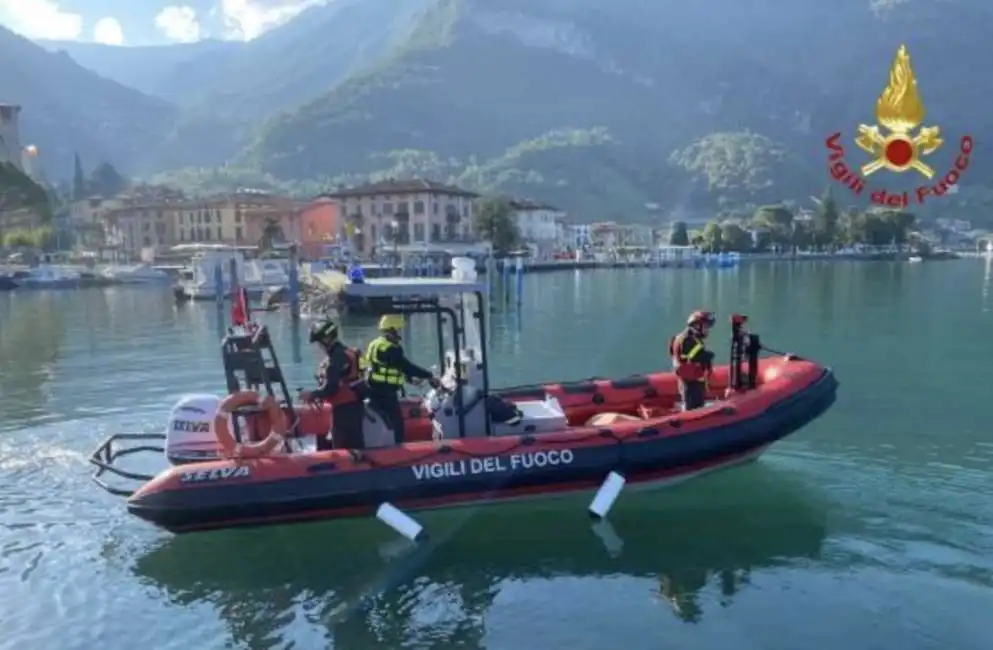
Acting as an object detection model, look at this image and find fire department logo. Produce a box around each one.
[824,44,973,207]
[855,44,941,178]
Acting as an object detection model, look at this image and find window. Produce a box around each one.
[413,201,425,215]
[142,222,150,232]
[179,231,185,241]
[143,236,151,247]
[397,202,410,215]
[235,212,242,223]
[217,227,222,240]
[431,223,441,241]
[383,202,393,215]
[236,226,243,241]
[414,223,425,241]
[432,202,439,215]
[370,224,377,242]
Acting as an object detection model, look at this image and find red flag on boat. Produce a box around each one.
[230,287,249,326]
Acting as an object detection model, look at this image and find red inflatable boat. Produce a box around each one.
[90,276,838,534]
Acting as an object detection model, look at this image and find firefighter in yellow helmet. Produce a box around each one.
[364,313,439,444]
[668,310,716,411]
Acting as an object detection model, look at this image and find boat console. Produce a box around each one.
[342,258,571,441]
[425,349,567,438]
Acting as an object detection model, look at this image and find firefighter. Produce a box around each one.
[299,318,365,450]
[364,314,439,445]
[669,310,716,411]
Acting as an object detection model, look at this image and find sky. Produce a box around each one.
[0,0,332,44]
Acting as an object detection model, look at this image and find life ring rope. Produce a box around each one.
[214,390,286,459]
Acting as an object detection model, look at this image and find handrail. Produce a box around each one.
[89,432,165,498]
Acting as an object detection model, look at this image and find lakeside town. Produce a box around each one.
[3,102,993,291]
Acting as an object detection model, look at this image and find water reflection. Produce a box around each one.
[983,257,992,310]
[290,318,303,363]
[0,293,64,425]
[130,468,826,649]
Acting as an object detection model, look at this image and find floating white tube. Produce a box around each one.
[588,471,626,519]
[591,519,624,558]
[376,502,426,542]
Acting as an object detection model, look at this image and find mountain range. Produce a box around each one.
[5,0,992,219]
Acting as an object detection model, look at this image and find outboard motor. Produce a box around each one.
[164,394,222,464]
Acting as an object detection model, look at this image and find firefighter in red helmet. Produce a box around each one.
[668,310,716,410]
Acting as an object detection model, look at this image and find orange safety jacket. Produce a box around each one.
[320,346,363,407]
[669,329,712,383]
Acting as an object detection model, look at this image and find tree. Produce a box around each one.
[719,222,751,251]
[699,222,723,252]
[473,198,519,252]
[669,221,689,246]
[752,204,794,230]
[258,217,285,252]
[811,187,839,248]
[72,152,85,200]
[88,162,126,197]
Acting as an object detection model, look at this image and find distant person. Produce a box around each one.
[299,318,365,450]
[364,314,439,444]
[668,310,716,411]
[347,262,365,283]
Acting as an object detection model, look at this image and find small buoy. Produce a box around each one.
[588,471,626,519]
[376,502,426,541]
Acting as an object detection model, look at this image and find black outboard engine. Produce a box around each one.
[729,314,763,391]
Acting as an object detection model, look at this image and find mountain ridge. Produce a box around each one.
[7,0,993,219]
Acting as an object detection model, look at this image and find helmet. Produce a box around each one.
[309,319,338,344]
[687,310,716,328]
[379,314,405,332]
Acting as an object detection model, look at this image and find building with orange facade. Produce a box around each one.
[298,197,341,258]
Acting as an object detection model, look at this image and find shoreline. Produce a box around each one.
[497,251,964,273]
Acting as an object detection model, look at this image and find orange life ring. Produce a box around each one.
[214,391,286,459]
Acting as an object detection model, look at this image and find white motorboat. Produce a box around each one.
[101,264,171,284]
[16,265,82,290]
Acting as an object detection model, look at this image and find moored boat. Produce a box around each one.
[91,259,838,534]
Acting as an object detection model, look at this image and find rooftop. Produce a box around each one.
[342,277,487,298]
[323,179,479,199]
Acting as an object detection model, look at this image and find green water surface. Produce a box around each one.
[0,260,990,650]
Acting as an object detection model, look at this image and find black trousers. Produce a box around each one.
[366,384,405,445]
[321,401,366,450]
[679,380,706,411]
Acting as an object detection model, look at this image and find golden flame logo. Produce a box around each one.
[854,45,943,178]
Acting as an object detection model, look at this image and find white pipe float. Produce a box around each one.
[376,502,426,542]
[591,519,625,557]
[588,471,626,519]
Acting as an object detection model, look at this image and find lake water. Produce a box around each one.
[1,260,992,650]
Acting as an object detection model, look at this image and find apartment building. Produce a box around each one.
[324,179,478,257]
[0,103,22,170]
[507,198,564,258]
[173,191,301,247]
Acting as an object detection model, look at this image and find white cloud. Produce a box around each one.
[92,17,124,45]
[0,0,83,40]
[221,0,327,41]
[154,5,201,43]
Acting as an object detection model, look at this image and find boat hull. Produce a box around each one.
[127,359,838,534]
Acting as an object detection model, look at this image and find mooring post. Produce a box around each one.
[228,257,239,301]
[213,263,223,307]
[288,244,300,319]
